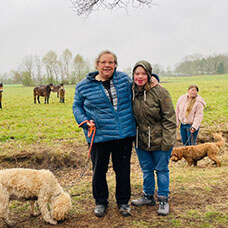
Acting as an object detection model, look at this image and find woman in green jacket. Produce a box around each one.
[131,60,176,216]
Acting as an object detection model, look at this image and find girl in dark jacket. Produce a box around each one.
[131,60,176,216]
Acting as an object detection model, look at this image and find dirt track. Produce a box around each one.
[0,133,227,228]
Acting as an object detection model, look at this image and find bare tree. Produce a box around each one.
[34,55,43,85]
[72,54,90,84]
[42,51,60,83]
[60,49,73,82]
[19,55,34,86]
[70,0,154,16]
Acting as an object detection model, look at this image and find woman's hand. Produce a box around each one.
[87,120,95,127]
[190,127,195,134]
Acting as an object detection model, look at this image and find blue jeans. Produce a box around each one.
[135,148,172,198]
[180,123,199,146]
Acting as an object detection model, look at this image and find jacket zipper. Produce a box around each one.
[136,126,139,149]
[148,126,151,148]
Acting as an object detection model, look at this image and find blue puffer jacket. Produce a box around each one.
[72,70,136,143]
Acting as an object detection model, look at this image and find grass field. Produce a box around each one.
[1,74,227,145]
[0,74,228,228]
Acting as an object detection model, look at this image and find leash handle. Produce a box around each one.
[78,120,96,158]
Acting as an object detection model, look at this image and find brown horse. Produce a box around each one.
[0,83,3,109]
[34,84,53,104]
[51,85,61,98]
[59,84,65,103]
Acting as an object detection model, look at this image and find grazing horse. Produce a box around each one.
[0,83,3,109]
[34,84,52,104]
[51,85,61,98]
[59,84,65,103]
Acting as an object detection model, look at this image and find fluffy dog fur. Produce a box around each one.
[171,134,225,167]
[0,168,72,226]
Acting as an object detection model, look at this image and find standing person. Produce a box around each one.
[131,60,176,216]
[0,83,3,109]
[176,85,206,146]
[72,50,136,217]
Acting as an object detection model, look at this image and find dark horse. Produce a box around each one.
[34,84,53,104]
[51,85,61,98]
[59,83,65,103]
[0,83,3,109]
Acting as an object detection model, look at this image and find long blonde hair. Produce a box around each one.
[185,85,199,118]
[185,97,196,117]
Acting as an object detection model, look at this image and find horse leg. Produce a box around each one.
[34,95,36,104]
[57,92,59,98]
[38,96,40,104]
[47,96,49,104]
[0,93,2,109]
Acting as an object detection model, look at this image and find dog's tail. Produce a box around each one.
[213,133,225,148]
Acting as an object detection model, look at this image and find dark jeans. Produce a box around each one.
[90,137,133,206]
[180,123,199,145]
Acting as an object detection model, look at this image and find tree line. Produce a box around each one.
[150,54,228,76]
[1,52,228,86]
[174,54,228,76]
[0,49,91,86]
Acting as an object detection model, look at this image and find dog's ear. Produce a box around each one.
[170,149,181,161]
[173,148,182,159]
[52,192,72,221]
[170,150,177,159]
[170,151,174,158]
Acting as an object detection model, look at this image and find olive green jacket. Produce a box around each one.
[132,84,176,151]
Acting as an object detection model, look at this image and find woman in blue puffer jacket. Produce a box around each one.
[72,50,136,218]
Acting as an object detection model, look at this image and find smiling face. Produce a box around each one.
[96,53,116,81]
[188,87,198,98]
[133,66,148,89]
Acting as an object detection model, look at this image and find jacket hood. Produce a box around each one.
[132,60,160,83]
[86,71,99,81]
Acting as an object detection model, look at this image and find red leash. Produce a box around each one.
[78,120,96,158]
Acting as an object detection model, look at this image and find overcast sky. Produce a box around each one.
[1,0,227,74]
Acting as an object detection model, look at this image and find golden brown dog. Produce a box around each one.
[170,134,225,167]
[0,168,72,227]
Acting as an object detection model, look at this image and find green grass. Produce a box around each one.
[0,85,84,145]
[1,74,228,146]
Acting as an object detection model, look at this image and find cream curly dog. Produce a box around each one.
[0,168,72,226]
[171,133,225,167]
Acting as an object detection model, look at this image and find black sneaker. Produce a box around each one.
[118,204,131,217]
[94,204,107,217]
[131,193,156,206]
